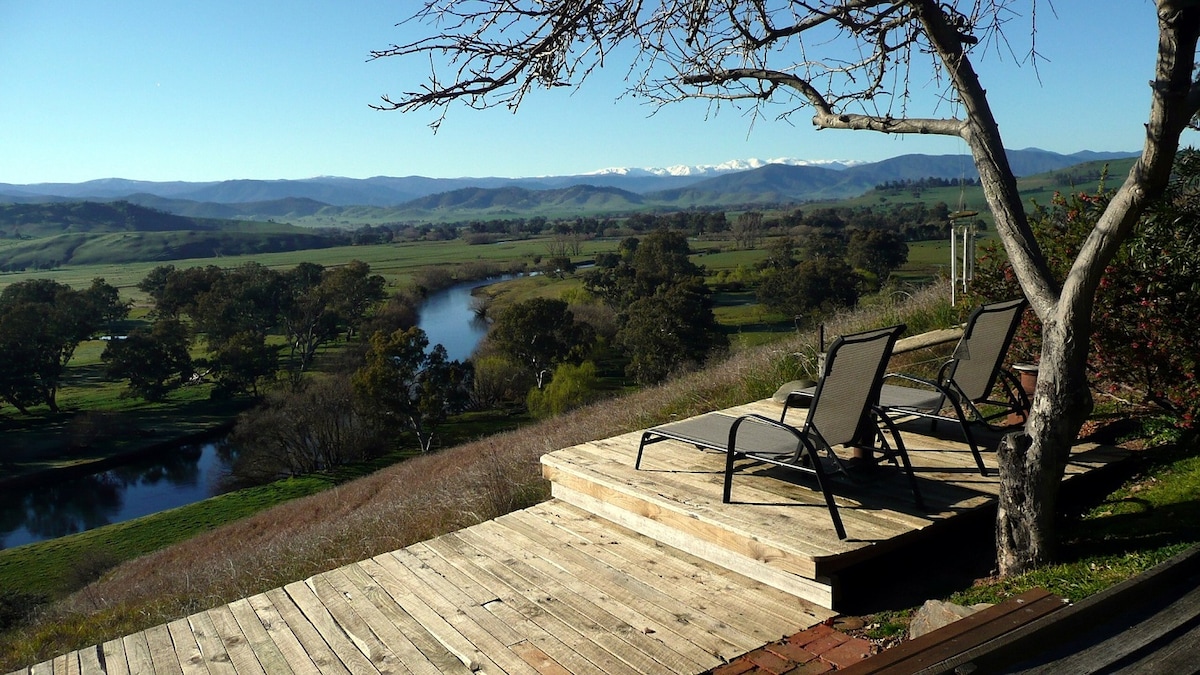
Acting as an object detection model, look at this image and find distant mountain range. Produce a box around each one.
[0,149,1139,221]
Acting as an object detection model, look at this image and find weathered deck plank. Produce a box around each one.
[281,580,381,674]
[441,528,647,675]
[335,562,476,675]
[260,587,350,675]
[467,517,707,674]
[511,503,826,632]
[120,632,155,675]
[100,638,130,675]
[206,604,268,675]
[164,618,205,675]
[446,514,759,664]
[498,506,809,646]
[356,554,507,674]
[76,648,102,675]
[144,624,183,675]
[240,594,317,674]
[304,574,407,674]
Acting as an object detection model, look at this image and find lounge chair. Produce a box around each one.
[635,325,919,540]
[871,298,1029,476]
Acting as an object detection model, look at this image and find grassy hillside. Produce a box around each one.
[0,230,341,270]
[807,156,1138,224]
[0,201,343,271]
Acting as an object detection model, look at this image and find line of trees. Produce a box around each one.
[350,198,965,247]
[124,260,388,397]
[2,222,898,476]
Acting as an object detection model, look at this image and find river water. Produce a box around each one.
[415,277,498,362]
[0,440,235,550]
[0,278,499,550]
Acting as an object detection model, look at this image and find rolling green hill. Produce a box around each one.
[0,201,342,271]
[0,156,1141,270]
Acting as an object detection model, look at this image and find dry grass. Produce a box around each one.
[3,283,956,669]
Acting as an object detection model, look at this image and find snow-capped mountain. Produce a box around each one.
[583,157,861,178]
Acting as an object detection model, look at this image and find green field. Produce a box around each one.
[0,236,620,304]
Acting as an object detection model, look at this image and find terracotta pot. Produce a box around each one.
[1008,363,1038,425]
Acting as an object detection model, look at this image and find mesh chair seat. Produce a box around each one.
[876,383,946,412]
[643,413,801,463]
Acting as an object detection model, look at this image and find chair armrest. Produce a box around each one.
[729,413,818,460]
[879,372,959,412]
[883,372,941,390]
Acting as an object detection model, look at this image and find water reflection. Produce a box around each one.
[0,440,236,550]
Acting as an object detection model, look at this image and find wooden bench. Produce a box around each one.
[836,588,1066,675]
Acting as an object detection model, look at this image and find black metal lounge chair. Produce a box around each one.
[635,325,919,540]
[870,298,1029,476]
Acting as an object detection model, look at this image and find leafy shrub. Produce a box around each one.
[971,151,1200,428]
[231,375,387,482]
[527,361,600,418]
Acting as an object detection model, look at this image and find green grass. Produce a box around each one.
[949,432,1200,607]
[1,385,248,478]
[0,236,623,304]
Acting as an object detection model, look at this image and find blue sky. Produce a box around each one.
[0,1,1180,184]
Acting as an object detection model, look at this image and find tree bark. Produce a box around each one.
[996,314,1094,573]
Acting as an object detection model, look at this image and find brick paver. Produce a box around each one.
[819,638,875,669]
[702,621,876,674]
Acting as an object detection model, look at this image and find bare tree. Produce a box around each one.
[372,1,1200,575]
[733,211,765,249]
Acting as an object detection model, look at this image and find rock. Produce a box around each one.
[833,616,866,632]
[772,379,816,404]
[908,599,994,639]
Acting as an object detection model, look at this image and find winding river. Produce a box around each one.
[0,278,499,550]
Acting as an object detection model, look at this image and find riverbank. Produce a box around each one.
[0,384,252,491]
[0,422,235,492]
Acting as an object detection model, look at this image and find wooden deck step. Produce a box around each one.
[542,399,1126,611]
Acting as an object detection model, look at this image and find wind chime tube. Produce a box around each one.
[950,226,958,305]
[962,226,970,294]
[966,227,975,283]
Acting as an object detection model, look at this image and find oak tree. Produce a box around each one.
[0,278,128,412]
[101,318,194,401]
[487,298,594,389]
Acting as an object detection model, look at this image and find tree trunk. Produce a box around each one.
[996,312,1093,575]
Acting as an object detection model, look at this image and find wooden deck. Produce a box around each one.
[12,499,834,675]
[543,399,1126,610]
[12,397,1125,674]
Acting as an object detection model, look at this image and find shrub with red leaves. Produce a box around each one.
[971,150,1200,429]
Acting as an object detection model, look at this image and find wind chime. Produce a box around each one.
[949,142,978,306]
[949,209,977,306]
